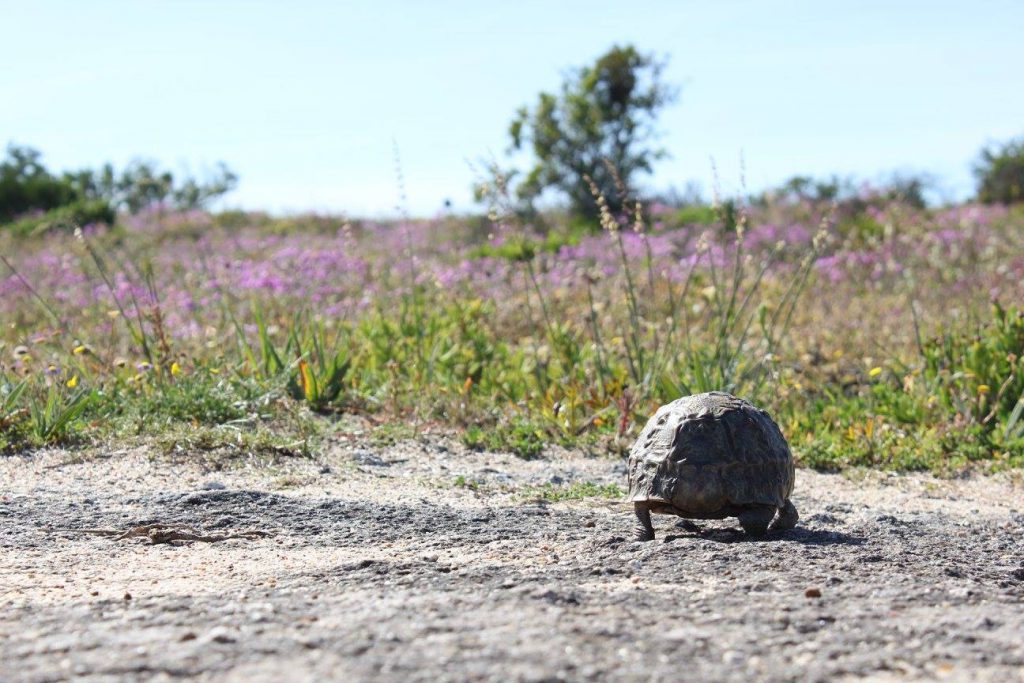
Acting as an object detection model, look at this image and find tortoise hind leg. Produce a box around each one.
[634,503,655,542]
[771,499,799,532]
[737,505,776,537]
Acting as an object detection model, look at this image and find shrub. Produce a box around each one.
[975,136,1024,204]
[1,143,239,232]
[921,301,1024,439]
[6,199,115,236]
[0,145,79,223]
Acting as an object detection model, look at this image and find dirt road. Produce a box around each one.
[2,437,1023,682]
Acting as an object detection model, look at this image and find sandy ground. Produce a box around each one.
[1,436,1023,682]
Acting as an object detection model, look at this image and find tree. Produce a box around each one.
[170,162,238,211]
[69,160,238,214]
[505,45,676,219]
[975,136,1024,205]
[1,143,239,232]
[0,145,78,223]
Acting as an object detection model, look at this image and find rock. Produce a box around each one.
[352,450,387,467]
[204,627,237,644]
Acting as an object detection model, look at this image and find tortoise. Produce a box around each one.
[627,391,798,541]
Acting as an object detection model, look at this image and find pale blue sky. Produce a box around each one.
[3,0,1022,216]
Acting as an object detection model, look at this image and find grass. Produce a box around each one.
[452,474,480,491]
[150,423,314,460]
[369,421,421,447]
[463,418,549,459]
[2,194,1023,474]
[451,477,625,503]
[519,481,625,502]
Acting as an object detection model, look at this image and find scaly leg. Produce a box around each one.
[634,503,655,542]
[771,499,799,532]
[737,505,776,537]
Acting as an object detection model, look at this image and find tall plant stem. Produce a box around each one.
[612,230,645,386]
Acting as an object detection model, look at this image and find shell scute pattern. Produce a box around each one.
[627,392,795,517]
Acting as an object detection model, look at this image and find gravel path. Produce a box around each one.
[1,438,1023,682]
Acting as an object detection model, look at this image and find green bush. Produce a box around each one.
[922,301,1024,439]
[0,145,82,224]
[2,143,239,233]
[463,418,548,459]
[468,232,580,261]
[672,204,718,227]
[6,199,115,236]
[975,136,1024,204]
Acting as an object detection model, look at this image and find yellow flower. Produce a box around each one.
[868,367,883,378]
[67,375,79,388]
[977,384,990,395]
[170,362,182,376]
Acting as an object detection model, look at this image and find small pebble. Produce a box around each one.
[805,587,822,598]
[205,626,237,644]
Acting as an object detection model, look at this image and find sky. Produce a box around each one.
[2,0,1022,216]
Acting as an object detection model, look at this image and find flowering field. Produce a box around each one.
[2,197,1023,471]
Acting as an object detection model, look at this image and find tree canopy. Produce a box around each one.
[0,144,238,233]
[503,45,676,219]
[975,136,1024,205]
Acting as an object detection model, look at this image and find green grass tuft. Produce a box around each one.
[520,481,624,502]
[463,418,547,459]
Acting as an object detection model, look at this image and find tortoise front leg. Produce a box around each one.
[634,503,655,542]
[737,505,776,537]
[771,499,799,532]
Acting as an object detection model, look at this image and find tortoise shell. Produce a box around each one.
[627,391,794,517]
